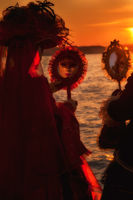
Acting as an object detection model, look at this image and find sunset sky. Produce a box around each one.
[0,0,133,46]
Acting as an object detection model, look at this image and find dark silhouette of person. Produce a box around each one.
[98,75,133,200]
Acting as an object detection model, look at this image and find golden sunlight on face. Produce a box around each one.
[58,58,79,79]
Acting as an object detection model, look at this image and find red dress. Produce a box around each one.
[0,40,101,199]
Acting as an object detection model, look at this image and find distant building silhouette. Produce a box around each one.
[43,46,105,56]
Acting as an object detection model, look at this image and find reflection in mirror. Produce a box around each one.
[102,39,131,89]
[109,52,117,68]
[48,46,88,99]
[58,58,79,78]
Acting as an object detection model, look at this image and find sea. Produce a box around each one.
[41,53,133,186]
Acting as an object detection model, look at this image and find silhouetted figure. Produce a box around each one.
[98,76,133,200]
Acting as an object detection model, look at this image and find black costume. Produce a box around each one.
[99,73,133,200]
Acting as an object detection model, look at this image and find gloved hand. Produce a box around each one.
[64,99,78,112]
[49,80,68,93]
[111,89,122,96]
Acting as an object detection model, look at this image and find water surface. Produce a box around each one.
[42,53,133,184]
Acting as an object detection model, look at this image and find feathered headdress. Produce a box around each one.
[0,0,69,48]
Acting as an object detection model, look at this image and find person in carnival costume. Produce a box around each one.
[98,40,133,200]
[98,81,133,200]
[48,46,102,200]
[0,1,101,199]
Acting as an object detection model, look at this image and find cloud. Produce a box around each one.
[0,0,133,45]
[85,17,133,29]
[86,21,122,27]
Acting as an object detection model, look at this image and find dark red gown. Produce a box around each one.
[0,41,101,200]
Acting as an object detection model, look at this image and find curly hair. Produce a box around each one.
[0,0,69,48]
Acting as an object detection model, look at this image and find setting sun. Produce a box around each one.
[1,0,133,46]
[127,27,133,34]
[126,27,133,42]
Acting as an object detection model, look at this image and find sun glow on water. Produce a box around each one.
[42,53,133,182]
[105,153,114,161]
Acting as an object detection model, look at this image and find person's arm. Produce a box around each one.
[108,74,133,121]
[98,88,127,149]
[56,101,91,157]
[98,123,126,149]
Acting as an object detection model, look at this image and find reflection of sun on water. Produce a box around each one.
[105,153,114,161]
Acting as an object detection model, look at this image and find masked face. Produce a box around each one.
[58,58,79,78]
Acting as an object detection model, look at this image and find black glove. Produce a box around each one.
[111,89,122,96]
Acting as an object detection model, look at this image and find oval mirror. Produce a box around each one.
[48,46,88,99]
[102,39,131,89]
[109,51,117,68]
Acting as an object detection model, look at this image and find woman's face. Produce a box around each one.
[58,58,79,78]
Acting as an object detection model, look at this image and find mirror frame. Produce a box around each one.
[102,39,131,82]
[48,46,88,90]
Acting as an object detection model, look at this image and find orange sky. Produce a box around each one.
[1,0,133,46]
